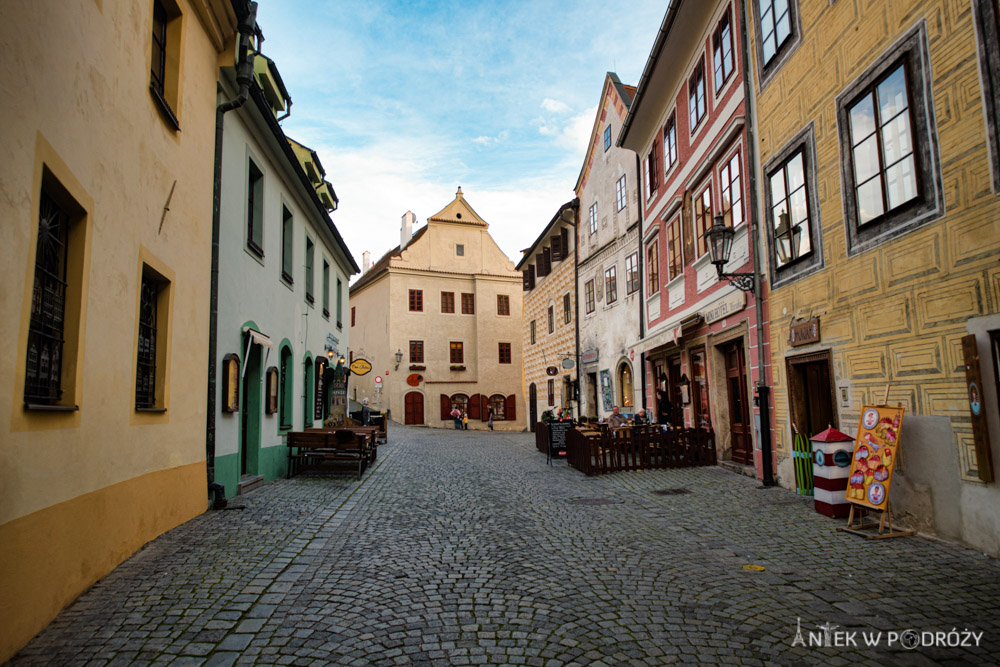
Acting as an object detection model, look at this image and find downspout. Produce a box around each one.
[207,2,259,508]
[739,0,774,486]
[636,153,647,411]
[573,204,581,420]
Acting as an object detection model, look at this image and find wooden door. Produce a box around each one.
[723,342,751,465]
[404,392,424,425]
[804,361,833,436]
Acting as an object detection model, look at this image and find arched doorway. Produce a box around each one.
[529,383,537,432]
[618,362,634,412]
[404,391,424,425]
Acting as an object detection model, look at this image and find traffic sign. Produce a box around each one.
[375,376,382,384]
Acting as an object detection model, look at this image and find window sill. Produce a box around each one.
[279,423,292,431]
[336,322,342,330]
[247,242,264,259]
[149,85,180,132]
[24,403,79,412]
[322,308,330,318]
[409,365,426,371]
[135,407,168,413]
[306,294,315,305]
[450,366,466,371]
[281,271,294,285]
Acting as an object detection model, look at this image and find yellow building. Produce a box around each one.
[748,0,1000,553]
[0,1,244,659]
[349,189,525,430]
[518,201,579,427]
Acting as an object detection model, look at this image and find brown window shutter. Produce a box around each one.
[469,394,481,419]
[505,394,516,421]
[480,394,489,420]
[543,247,552,274]
[551,235,562,262]
[561,227,569,257]
[522,266,535,290]
[535,253,545,276]
[440,394,452,421]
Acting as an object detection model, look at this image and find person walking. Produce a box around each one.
[450,405,462,429]
[361,398,371,426]
[487,405,494,431]
[462,411,469,430]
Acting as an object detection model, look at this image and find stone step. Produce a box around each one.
[237,474,265,495]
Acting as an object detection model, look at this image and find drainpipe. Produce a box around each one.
[739,0,774,486]
[207,2,259,508]
[636,153,646,410]
[573,203,581,419]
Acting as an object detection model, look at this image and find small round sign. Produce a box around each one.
[375,376,382,384]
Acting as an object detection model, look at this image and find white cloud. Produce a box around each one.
[472,130,509,147]
[541,97,570,113]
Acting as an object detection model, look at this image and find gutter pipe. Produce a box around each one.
[207,1,259,508]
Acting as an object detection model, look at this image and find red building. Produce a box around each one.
[619,0,775,481]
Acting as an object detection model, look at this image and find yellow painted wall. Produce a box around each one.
[752,0,999,479]
[0,0,228,659]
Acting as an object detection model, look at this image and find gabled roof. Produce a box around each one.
[349,225,430,294]
[514,199,579,271]
[427,187,489,227]
[574,72,636,194]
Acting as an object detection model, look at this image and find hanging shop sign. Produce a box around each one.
[845,405,904,510]
[406,373,423,386]
[350,358,372,376]
[546,366,559,376]
[581,349,599,364]
[789,317,821,347]
[702,291,746,325]
[561,358,575,369]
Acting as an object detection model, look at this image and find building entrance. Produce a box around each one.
[786,351,836,439]
[721,340,751,465]
[404,391,424,425]
[240,342,262,476]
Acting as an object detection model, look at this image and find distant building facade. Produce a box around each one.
[350,189,524,430]
[518,201,578,428]
[575,73,643,421]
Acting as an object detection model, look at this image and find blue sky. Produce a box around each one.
[255,0,666,277]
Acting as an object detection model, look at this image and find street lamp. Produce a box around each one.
[706,215,756,292]
[394,349,403,370]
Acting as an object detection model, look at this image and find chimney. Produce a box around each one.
[401,211,416,250]
[362,250,371,275]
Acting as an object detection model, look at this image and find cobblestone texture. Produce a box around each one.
[7,425,1000,665]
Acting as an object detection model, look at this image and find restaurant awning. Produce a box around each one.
[241,327,273,379]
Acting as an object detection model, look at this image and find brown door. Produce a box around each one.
[404,392,424,425]
[723,341,751,465]
[690,347,710,429]
[786,352,836,439]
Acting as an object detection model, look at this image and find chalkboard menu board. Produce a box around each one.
[548,421,572,461]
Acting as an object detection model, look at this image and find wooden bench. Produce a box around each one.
[286,429,368,479]
[306,426,377,464]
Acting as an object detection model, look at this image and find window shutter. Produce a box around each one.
[481,394,490,420]
[505,394,517,421]
[561,227,570,257]
[440,394,452,421]
[551,235,562,262]
[535,253,546,276]
[543,247,552,275]
[469,394,481,419]
[522,265,535,290]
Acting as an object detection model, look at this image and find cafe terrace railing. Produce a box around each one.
[565,425,717,475]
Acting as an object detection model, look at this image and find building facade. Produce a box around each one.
[575,74,643,421]
[748,0,1000,554]
[518,201,579,428]
[0,0,243,660]
[213,49,357,497]
[350,189,525,430]
[620,0,775,480]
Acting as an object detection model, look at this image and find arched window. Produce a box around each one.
[618,362,634,409]
[450,393,469,414]
[489,394,506,420]
[279,345,293,429]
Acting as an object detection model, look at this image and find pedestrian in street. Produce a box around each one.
[451,405,462,429]
[462,411,469,430]
[657,389,673,426]
[361,398,371,426]
[487,405,494,431]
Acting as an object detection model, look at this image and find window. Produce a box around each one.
[499,342,512,364]
[616,175,627,211]
[547,305,554,333]
[305,237,314,303]
[689,60,706,130]
[667,217,683,280]
[694,185,713,257]
[585,279,596,314]
[150,0,181,129]
[489,394,506,420]
[322,260,330,318]
[351,306,356,327]
[530,320,536,345]
[769,150,811,268]
[644,148,658,200]
[497,294,510,316]
[450,341,464,364]
[441,291,455,313]
[247,159,264,257]
[279,345,292,430]
[335,277,342,328]
[456,244,464,256]
[589,202,598,234]
[974,0,1000,193]
[604,125,612,151]
[664,115,677,169]
[836,24,943,256]
[719,152,743,228]
[409,289,423,312]
[625,253,639,295]
[135,267,168,409]
[25,191,70,406]
[461,293,475,314]
[647,240,660,295]
[758,0,793,67]
[547,379,555,406]
[713,9,734,91]
[563,293,572,323]
[604,266,618,304]
[409,340,424,363]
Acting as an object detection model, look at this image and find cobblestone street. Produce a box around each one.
[8,425,1000,666]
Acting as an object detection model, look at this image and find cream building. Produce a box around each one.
[518,201,579,428]
[349,189,525,430]
[0,0,245,660]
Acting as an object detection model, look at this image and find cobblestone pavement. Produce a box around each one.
[8,425,1000,666]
